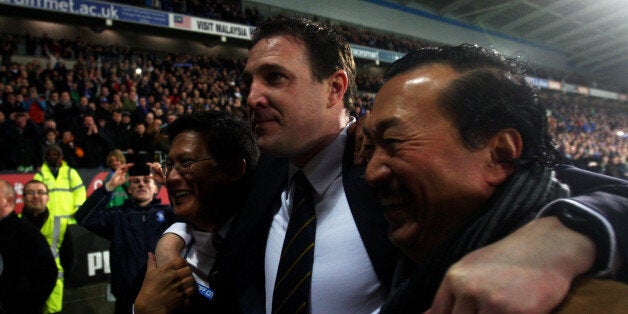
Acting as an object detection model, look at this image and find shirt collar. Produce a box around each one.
[289,118,355,198]
[190,217,232,255]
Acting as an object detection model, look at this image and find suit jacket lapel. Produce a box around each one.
[342,135,398,291]
[223,140,397,311]
[226,154,288,310]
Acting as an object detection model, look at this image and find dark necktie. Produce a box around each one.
[272,171,316,314]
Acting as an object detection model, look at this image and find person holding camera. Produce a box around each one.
[75,162,175,314]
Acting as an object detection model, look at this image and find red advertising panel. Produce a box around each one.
[0,170,169,214]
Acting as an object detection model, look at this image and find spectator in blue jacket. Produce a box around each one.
[75,163,175,314]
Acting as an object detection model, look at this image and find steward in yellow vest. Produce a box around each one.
[34,144,86,224]
[20,180,73,314]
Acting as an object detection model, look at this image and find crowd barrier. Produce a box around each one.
[65,224,112,287]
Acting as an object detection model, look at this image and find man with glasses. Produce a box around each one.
[75,163,175,314]
[134,111,259,313]
[20,180,73,313]
[0,179,57,314]
[156,18,628,313]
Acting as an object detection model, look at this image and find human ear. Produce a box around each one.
[327,70,348,108]
[485,128,523,185]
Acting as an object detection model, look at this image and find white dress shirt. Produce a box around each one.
[265,124,386,314]
[165,221,230,299]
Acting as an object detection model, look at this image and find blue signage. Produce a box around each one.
[0,0,169,26]
[350,44,404,64]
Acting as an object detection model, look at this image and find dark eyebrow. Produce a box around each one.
[362,125,375,142]
[259,63,287,72]
[366,117,401,139]
[241,63,287,84]
[247,63,288,77]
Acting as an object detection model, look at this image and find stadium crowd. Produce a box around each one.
[544,92,627,178]
[0,10,626,313]
[0,29,625,179]
[103,0,627,93]
[0,4,627,177]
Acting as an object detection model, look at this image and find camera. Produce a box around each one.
[128,154,151,176]
[129,163,150,176]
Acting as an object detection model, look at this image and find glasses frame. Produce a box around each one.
[161,158,217,177]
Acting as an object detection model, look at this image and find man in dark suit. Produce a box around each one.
[157,18,628,313]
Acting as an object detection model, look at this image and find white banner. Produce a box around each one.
[169,13,254,40]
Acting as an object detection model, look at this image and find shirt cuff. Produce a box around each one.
[537,198,618,277]
[163,222,193,246]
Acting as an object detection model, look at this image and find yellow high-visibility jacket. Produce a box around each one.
[20,211,72,313]
[34,161,86,223]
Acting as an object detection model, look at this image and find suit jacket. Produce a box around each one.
[210,156,627,312]
[554,165,628,281]
[210,138,397,313]
[381,166,628,313]
[0,212,57,314]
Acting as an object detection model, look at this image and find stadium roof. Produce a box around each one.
[395,0,628,91]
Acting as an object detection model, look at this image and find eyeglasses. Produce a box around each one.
[24,190,48,196]
[161,158,216,177]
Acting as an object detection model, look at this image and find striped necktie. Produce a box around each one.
[272,171,316,314]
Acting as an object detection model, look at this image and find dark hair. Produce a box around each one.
[44,144,63,159]
[44,128,58,137]
[14,112,28,119]
[24,180,48,193]
[386,44,558,165]
[167,111,259,174]
[251,17,356,109]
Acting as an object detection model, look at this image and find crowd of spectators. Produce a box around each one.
[544,92,627,179]
[102,0,626,93]
[0,31,625,179]
[0,32,249,171]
